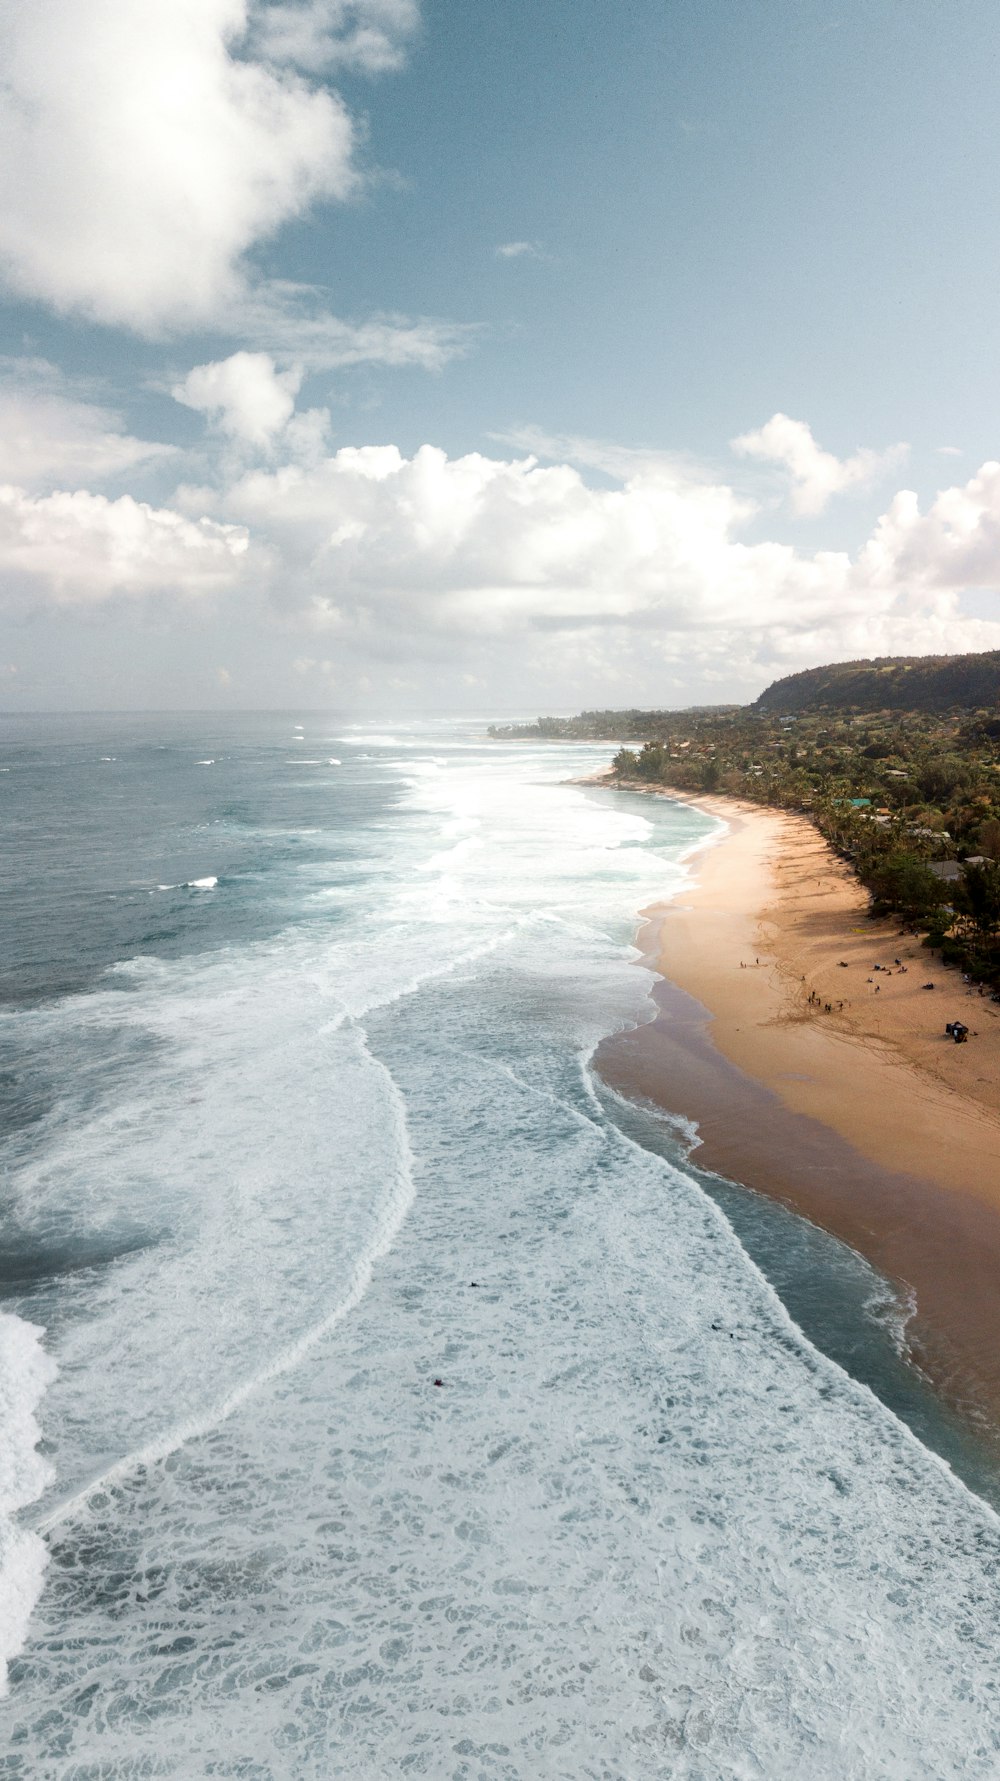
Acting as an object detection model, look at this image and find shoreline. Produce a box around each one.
[594,784,1000,1437]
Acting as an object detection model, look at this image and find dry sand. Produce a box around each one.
[595,786,1000,1434]
[652,792,1000,1193]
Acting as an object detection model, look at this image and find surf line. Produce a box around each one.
[37,1032,416,1537]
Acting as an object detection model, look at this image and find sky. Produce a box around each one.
[2,0,1000,714]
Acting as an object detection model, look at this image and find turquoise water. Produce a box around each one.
[1,713,999,1778]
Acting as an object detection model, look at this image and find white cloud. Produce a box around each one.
[493,424,703,483]
[732,413,907,515]
[859,462,1000,594]
[0,377,174,488]
[937,445,963,457]
[171,310,472,453]
[0,1,474,377]
[249,0,419,73]
[260,406,332,468]
[0,0,363,332]
[495,241,542,260]
[191,442,1000,677]
[10,424,1000,695]
[173,352,303,446]
[0,486,248,609]
[215,444,762,630]
[224,280,474,370]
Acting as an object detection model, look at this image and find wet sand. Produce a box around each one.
[595,790,1000,1435]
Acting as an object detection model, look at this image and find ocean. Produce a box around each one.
[1,711,999,1779]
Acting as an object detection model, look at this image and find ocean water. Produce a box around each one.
[1,711,1000,1779]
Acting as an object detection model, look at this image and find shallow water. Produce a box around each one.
[1,713,1000,1777]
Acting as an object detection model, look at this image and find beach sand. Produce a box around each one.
[595,789,1000,1435]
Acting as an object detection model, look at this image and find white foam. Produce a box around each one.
[332,732,405,746]
[0,1315,56,1696]
[866,1276,920,1362]
[39,1025,416,1534]
[196,759,214,766]
[157,878,215,892]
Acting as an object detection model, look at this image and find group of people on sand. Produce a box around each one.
[856,959,909,993]
[739,946,994,1041]
[805,987,845,1013]
[797,955,910,1013]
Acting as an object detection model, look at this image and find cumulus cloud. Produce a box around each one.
[732,413,907,515]
[179,442,1000,679]
[214,444,765,630]
[9,423,1000,692]
[173,352,304,446]
[0,486,248,609]
[859,462,1000,594]
[0,0,367,332]
[0,0,476,386]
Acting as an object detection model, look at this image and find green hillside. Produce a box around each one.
[753,651,1000,716]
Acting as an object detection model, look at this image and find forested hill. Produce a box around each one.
[753,652,1000,715]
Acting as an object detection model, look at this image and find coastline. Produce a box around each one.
[594,784,1000,1435]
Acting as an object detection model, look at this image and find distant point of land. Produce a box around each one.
[753,650,1000,717]
[488,648,1000,989]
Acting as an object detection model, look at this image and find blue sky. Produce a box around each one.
[2,0,1000,712]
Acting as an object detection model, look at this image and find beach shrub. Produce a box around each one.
[866,852,948,920]
[954,860,1000,942]
[635,742,670,780]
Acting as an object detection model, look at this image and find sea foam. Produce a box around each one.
[0,1316,55,1696]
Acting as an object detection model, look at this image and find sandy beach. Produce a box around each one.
[595,787,1000,1435]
